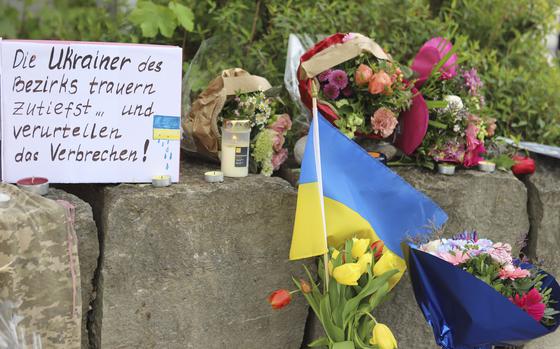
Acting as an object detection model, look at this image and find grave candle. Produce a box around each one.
[16,177,49,195]
[478,160,496,173]
[0,192,11,208]
[221,120,251,178]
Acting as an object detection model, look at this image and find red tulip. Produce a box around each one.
[511,155,535,175]
[371,240,385,261]
[355,64,373,86]
[267,289,292,310]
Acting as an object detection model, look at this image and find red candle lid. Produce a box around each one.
[16,177,49,185]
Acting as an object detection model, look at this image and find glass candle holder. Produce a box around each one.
[221,120,251,177]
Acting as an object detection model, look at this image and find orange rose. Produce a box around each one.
[368,70,392,95]
[355,64,373,86]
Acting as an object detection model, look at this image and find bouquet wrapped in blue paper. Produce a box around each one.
[403,232,560,349]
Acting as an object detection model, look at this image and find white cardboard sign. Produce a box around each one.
[0,40,182,183]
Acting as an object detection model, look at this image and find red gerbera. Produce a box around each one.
[509,288,546,322]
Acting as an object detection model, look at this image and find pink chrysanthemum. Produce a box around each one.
[510,288,546,322]
[329,69,348,89]
[323,83,340,100]
[318,69,332,82]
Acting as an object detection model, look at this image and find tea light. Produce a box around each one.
[437,163,456,175]
[17,177,49,195]
[0,192,11,208]
[221,120,251,178]
[204,171,224,183]
[152,175,171,187]
[478,160,496,173]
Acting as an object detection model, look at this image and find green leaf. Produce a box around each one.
[426,100,449,109]
[332,341,355,349]
[168,2,195,32]
[129,1,177,38]
[308,337,329,348]
[428,120,448,129]
[319,296,345,342]
[342,269,398,329]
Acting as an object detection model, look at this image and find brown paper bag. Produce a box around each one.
[182,68,272,160]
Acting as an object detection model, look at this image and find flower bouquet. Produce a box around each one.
[410,37,497,169]
[403,232,560,348]
[298,33,429,155]
[221,90,292,175]
[268,238,403,349]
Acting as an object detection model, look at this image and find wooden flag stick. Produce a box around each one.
[311,83,329,293]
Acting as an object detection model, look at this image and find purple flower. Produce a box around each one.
[318,69,332,82]
[329,69,348,89]
[462,68,483,96]
[342,86,353,97]
[323,83,340,100]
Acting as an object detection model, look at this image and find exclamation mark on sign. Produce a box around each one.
[143,139,149,162]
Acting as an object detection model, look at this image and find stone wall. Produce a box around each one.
[95,162,309,349]
[2,154,559,349]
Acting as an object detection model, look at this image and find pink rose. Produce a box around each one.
[371,107,398,138]
[271,148,288,170]
[499,264,531,280]
[269,114,292,134]
[271,131,285,152]
[368,70,392,95]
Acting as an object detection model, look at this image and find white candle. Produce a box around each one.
[437,163,456,175]
[478,161,496,173]
[152,175,171,187]
[0,192,11,208]
[204,171,224,183]
[221,120,251,178]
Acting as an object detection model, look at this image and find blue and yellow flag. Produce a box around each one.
[289,113,448,266]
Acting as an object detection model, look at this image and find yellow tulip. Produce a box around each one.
[332,263,363,286]
[331,249,340,259]
[357,252,373,274]
[328,249,341,275]
[372,250,406,290]
[351,238,370,259]
[369,323,398,349]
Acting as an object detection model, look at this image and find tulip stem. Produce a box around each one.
[364,312,377,324]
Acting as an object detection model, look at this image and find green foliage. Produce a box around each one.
[1,0,560,144]
[130,1,194,38]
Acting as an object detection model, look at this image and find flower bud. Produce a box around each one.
[299,279,312,294]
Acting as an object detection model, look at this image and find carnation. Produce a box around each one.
[370,108,398,138]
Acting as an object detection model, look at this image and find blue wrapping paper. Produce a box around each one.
[402,244,560,349]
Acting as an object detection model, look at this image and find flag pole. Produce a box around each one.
[311,81,329,292]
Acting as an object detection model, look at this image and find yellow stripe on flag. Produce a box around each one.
[290,182,328,260]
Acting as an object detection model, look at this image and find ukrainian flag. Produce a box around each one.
[289,113,448,271]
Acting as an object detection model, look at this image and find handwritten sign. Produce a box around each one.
[0,40,182,183]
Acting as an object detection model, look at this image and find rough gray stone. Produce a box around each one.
[98,161,308,349]
[392,167,529,244]
[47,188,99,349]
[523,154,560,349]
[303,167,530,349]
